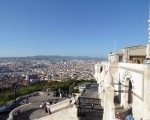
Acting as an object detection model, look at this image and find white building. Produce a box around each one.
[108,45,146,63]
[94,17,150,120]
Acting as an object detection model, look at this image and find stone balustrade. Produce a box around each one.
[36,106,78,120]
[47,97,75,113]
[7,103,30,120]
[36,97,79,120]
[7,97,75,120]
[7,103,39,120]
[118,62,145,71]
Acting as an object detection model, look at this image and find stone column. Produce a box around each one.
[103,85,116,120]
[99,66,106,96]
[94,63,102,84]
[144,65,150,111]
[103,70,116,120]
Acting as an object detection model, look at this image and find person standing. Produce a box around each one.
[115,112,121,119]
[126,113,134,120]
[69,98,72,106]
[91,103,94,108]
[48,108,52,115]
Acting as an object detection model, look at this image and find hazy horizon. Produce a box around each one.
[0,54,106,58]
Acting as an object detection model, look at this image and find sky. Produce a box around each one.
[0,0,149,57]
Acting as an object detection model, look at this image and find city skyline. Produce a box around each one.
[0,0,149,57]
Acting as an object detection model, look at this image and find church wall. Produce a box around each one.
[143,65,150,118]
[132,95,145,119]
[109,63,118,76]
[115,63,150,120]
[118,63,144,99]
[95,62,150,119]
[108,54,118,63]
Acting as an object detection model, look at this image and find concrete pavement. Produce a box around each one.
[14,93,68,120]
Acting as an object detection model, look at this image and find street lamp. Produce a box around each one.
[12,83,17,105]
[14,86,16,104]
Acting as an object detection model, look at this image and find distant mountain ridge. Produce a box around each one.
[0,55,106,61]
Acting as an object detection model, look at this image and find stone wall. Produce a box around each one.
[7,102,40,120]
[46,97,75,113]
[115,63,150,120]
[37,106,78,120]
[36,95,80,120]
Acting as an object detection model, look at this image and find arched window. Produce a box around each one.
[128,80,132,104]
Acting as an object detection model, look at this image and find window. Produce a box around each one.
[119,56,123,62]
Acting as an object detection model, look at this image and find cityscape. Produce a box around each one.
[0,56,102,89]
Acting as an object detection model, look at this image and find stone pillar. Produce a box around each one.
[94,63,102,84]
[71,104,78,118]
[144,65,150,111]
[98,66,106,107]
[103,70,116,120]
[60,92,62,98]
[103,85,116,120]
[94,63,105,99]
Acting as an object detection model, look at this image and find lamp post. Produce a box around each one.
[14,85,16,104]
[12,83,17,105]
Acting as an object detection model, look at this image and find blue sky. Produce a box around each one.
[0,0,149,57]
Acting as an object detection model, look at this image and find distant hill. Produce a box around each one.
[0,55,106,61]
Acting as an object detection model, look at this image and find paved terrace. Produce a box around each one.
[9,84,128,120]
[13,93,67,120]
